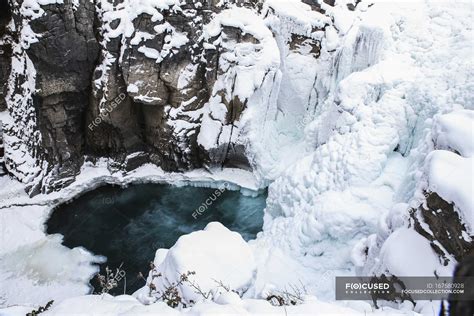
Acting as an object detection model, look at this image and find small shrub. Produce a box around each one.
[266,282,307,306]
[138,262,237,308]
[96,263,126,294]
[27,300,54,316]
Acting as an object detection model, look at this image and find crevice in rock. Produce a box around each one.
[0,0,10,37]
[0,0,11,112]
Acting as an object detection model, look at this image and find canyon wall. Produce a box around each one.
[0,0,335,194]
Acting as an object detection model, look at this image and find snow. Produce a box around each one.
[428,151,474,231]
[137,46,160,60]
[96,0,187,59]
[126,83,139,93]
[345,3,474,313]
[203,7,280,101]
[1,0,474,314]
[0,162,261,308]
[3,53,43,184]
[177,64,198,90]
[136,222,256,305]
[0,236,103,307]
[432,110,474,157]
[197,6,281,153]
[263,0,332,37]
[0,160,262,212]
[196,114,222,150]
[0,292,402,316]
[247,0,473,311]
[379,228,447,277]
[426,110,474,231]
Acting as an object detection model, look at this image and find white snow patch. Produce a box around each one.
[136,222,256,305]
[432,110,474,157]
[427,150,474,231]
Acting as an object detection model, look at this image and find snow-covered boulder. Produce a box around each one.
[137,222,256,305]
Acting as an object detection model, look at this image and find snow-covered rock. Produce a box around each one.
[136,222,256,305]
[0,0,355,193]
[360,108,473,313]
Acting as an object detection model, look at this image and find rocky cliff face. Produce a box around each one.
[0,0,337,194]
[0,0,10,112]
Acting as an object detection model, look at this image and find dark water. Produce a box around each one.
[46,183,266,295]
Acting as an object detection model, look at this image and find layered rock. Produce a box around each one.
[0,0,343,194]
[0,0,11,111]
[0,0,9,176]
[28,0,100,190]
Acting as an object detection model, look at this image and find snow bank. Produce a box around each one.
[0,292,390,316]
[43,295,175,316]
[432,110,474,157]
[428,151,473,229]
[359,108,473,312]
[0,236,103,307]
[136,222,256,304]
[379,228,448,277]
[351,4,474,311]
[427,110,474,231]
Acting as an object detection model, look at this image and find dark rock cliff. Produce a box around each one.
[448,250,474,316]
[412,192,473,264]
[0,0,331,194]
[0,0,10,112]
[28,1,100,190]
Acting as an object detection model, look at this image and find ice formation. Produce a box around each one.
[0,0,472,315]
